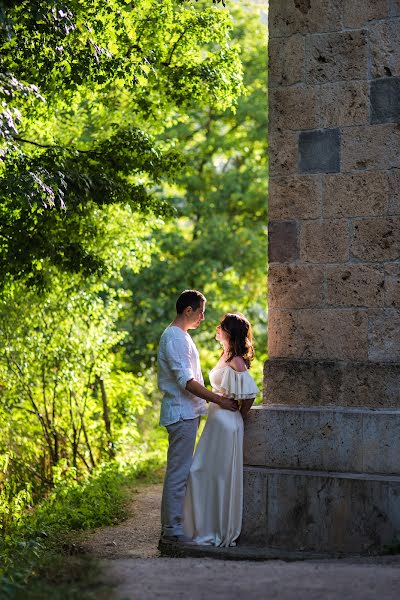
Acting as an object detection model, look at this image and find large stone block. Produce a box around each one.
[242,466,400,553]
[296,309,368,360]
[240,468,268,546]
[268,309,369,361]
[268,220,299,263]
[269,86,318,132]
[268,309,298,358]
[389,168,400,215]
[263,359,400,408]
[269,129,298,176]
[268,264,324,309]
[269,175,321,220]
[319,81,369,128]
[269,35,305,88]
[341,124,400,171]
[299,128,340,174]
[351,217,400,262]
[306,31,368,84]
[343,0,389,28]
[269,0,343,37]
[370,77,400,124]
[326,264,385,307]
[243,405,400,474]
[322,171,388,218]
[300,219,349,263]
[368,309,400,361]
[385,264,400,308]
[370,20,400,79]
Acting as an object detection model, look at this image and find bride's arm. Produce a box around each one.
[240,398,255,418]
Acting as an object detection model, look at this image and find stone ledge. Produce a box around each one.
[158,539,345,561]
[244,405,400,474]
[242,467,400,553]
[263,359,400,407]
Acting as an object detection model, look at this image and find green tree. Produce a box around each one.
[0,0,243,286]
[120,1,268,383]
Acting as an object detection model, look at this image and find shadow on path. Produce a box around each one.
[80,483,400,600]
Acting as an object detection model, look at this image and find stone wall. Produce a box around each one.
[242,0,400,554]
[266,0,400,408]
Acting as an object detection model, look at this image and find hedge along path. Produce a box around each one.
[81,483,400,600]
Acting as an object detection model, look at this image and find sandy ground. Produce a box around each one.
[81,483,400,600]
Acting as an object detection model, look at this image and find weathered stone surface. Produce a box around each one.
[240,468,268,547]
[370,20,400,79]
[363,410,400,473]
[269,0,343,37]
[296,309,368,360]
[242,466,400,553]
[299,128,340,174]
[388,168,400,215]
[319,81,369,128]
[306,31,368,84]
[268,309,369,360]
[343,0,389,28]
[268,309,298,358]
[269,129,298,176]
[391,1,400,17]
[322,171,389,218]
[268,221,299,263]
[368,309,400,361]
[351,217,400,262]
[268,264,324,308]
[269,86,318,131]
[269,175,321,220]
[243,406,400,474]
[371,77,400,124]
[263,359,400,408]
[342,124,400,171]
[269,35,305,87]
[326,264,385,307]
[300,219,349,263]
[385,263,400,307]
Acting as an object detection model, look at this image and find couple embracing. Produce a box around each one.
[157,289,259,548]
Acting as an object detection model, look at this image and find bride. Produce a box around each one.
[183,312,259,547]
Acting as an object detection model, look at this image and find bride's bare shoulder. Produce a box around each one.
[229,356,247,372]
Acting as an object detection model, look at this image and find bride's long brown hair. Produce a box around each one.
[220,313,255,369]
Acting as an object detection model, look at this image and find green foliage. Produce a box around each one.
[119,1,268,385]
[0,0,243,285]
[0,458,162,599]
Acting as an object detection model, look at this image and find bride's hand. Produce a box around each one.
[214,394,238,411]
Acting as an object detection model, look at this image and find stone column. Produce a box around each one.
[242,0,400,553]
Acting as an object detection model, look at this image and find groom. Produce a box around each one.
[158,289,237,544]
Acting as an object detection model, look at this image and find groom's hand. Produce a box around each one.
[214,394,238,411]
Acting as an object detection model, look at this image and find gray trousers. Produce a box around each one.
[161,417,199,537]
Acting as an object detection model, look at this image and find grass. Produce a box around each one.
[0,456,165,600]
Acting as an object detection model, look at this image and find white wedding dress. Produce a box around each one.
[183,365,259,547]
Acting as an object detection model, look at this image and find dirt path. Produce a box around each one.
[81,483,400,600]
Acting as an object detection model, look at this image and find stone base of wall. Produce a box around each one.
[242,466,400,553]
[242,405,400,553]
[263,359,400,407]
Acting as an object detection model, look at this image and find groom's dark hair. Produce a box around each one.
[176,290,206,314]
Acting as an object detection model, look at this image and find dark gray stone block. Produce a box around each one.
[371,77,400,124]
[268,220,299,263]
[299,128,340,174]
[243,466,400,553]
[263,359,400,408]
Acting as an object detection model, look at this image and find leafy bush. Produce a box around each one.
[0,454,165,598]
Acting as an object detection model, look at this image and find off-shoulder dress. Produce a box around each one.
[183,364,259,547]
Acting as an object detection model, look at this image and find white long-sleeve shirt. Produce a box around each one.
[157,325,208,426]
